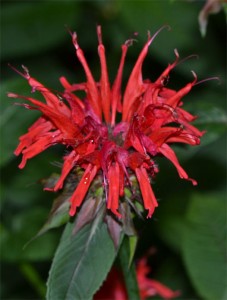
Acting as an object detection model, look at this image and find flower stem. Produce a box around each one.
[119,236,140,300]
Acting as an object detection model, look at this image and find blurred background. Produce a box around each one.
[1,1,226,299]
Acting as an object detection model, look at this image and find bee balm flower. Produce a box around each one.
[8,26,204,219]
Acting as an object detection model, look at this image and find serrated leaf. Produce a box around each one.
[47,209,122,300]
[182,193,226,300]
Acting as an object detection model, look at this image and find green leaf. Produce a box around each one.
[34,198,69,238]
[128,235,138,268]
[0,208,59,262]
[182,193,226,300]
[1,2,79,59]
[118,236,140,300]
[35,176,70,238]
[47,209,122,300]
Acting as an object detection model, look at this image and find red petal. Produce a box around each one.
[107,162,121,217]
[135,166,158,218]
[155,49,179,86]
[18,131,61,169]
[122,40,149,122]
[123,27,168,122]
[159,143,197,185]
[111,44,128,125]
[9,93,79,139]
[73,33,102,120]
[59,76,73,90]
[64,93,85,125]
[14,117,53,156]
[166,80,195,108]
[69,164,97,216]
[28,77,71,117]
[176,107,196,122]
[50,150,79,191]
[148,280,181,299]
[158,87,176,99]
[124,117,145,154]
[97,26,111,123]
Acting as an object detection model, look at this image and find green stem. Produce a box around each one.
[19,262,46,298]
[119,236,140,300]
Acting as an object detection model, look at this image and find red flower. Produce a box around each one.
[94,253,180,300]
[136,257,180,299]
[9,26,204,218]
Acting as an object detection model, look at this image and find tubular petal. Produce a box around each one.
[9,93,80,139]
[50,151,79,191]
[18,132,61,169]
[14,118,53,156]
[159,143,197,185]
[107,162,121,218]
[73,34,102,120]
[155,49,179,86]
[69,164,98,216]
[28,77,70,115]
[166,80,195,108]
[148,280,181,299]
[135,167,158,218]
[123,26,169,122]
[122,40,149,122]
[97,26,111,123]
[111,44,128,126]
[64,93,85,125]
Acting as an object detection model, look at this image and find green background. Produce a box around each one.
[1,0,226,299]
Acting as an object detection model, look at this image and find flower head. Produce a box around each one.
[9,26,204,219]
